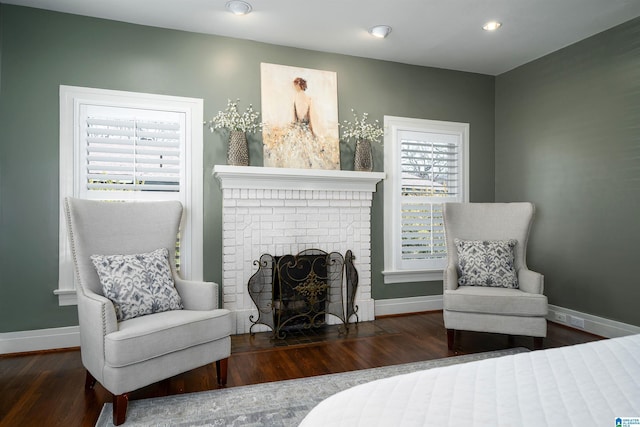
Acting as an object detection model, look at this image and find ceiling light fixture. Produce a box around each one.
[482,21,502,31]
[225,0,252,16]
[368,25,392,39]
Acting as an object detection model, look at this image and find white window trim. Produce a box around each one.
[57,85,204,305]
[382,116,469,284]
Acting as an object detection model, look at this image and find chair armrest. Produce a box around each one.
[443,265,459,291]
[77,289,118,334]
[518,269,544,294]
[76,289,117,381]
[174,277,220,310]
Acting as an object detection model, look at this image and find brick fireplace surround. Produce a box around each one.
[214,165,385,334]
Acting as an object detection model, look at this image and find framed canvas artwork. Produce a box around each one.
[261,63,340,170]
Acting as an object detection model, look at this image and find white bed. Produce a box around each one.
[300,334,640,427]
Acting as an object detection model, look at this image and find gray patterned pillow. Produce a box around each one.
[91,248,183,321]
[455,239,519,288]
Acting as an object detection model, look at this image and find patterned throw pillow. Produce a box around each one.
[91,248,183,321]
[455,239,519,288]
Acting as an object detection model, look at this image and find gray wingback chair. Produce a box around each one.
[443,202,547,351]
[64,198,232,425]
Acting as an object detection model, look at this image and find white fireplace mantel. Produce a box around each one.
[213,165,385,192]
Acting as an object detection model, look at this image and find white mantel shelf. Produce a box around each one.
[213,165,385,192]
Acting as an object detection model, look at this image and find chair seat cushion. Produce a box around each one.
[105,309,232,368]
[444,286,547,317]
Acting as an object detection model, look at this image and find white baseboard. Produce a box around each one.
[0,326,80,355]
[3,302,639,354]
[375,295,443,316]
[547,305,640,338]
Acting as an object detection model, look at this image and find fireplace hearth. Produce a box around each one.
[248,249,358,338]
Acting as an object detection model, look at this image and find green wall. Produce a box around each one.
[0,5,495,332]
[495,17,640,326]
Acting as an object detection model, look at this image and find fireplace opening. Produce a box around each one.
[248,249,359,338]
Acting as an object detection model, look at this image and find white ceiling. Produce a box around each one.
[5,0,640,75]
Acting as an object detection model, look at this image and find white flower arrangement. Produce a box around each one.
[340,109,384,143]
[206,99,262,134]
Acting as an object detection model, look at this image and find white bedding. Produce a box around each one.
[300,334,640,427]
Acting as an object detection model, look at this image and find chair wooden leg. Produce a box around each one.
[534,337,544,350]
[446,329,455,351]
[84,370,97,390]
[113,393,129,426]
[216,358,228,387]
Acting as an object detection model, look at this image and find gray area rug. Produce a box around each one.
[96,348,527,426]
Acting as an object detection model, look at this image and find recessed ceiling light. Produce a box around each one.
[368,25,392,39]
[482,21,502,31]
[226,0,252,16]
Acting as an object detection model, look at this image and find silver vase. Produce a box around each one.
[228,130,249,166]
[354,139,373,172]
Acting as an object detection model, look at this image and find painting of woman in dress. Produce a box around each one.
[261,63,340,170]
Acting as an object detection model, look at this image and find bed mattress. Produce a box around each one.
[300,334,640,427]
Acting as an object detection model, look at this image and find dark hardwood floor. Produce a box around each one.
[0,311,601,427]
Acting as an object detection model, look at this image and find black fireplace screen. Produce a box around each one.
[247,249,359,338]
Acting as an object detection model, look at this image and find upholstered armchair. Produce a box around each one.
[442,202,547,351]
[64,198,232,425]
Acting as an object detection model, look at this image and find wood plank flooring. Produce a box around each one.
[0,311,601,427]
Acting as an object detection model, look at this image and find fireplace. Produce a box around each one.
[214,165,384,334]
[248,249,358,338]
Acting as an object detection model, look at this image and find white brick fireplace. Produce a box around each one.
[213,165,385,334]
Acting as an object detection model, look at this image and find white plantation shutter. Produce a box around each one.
[78,105,186,201]
[401,202,445,261]
[384,116,468,283]
[399,132,460,266]
[84,117,181,192]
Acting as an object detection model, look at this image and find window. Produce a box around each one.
[383,116,469,283]
[57,86,204,305]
